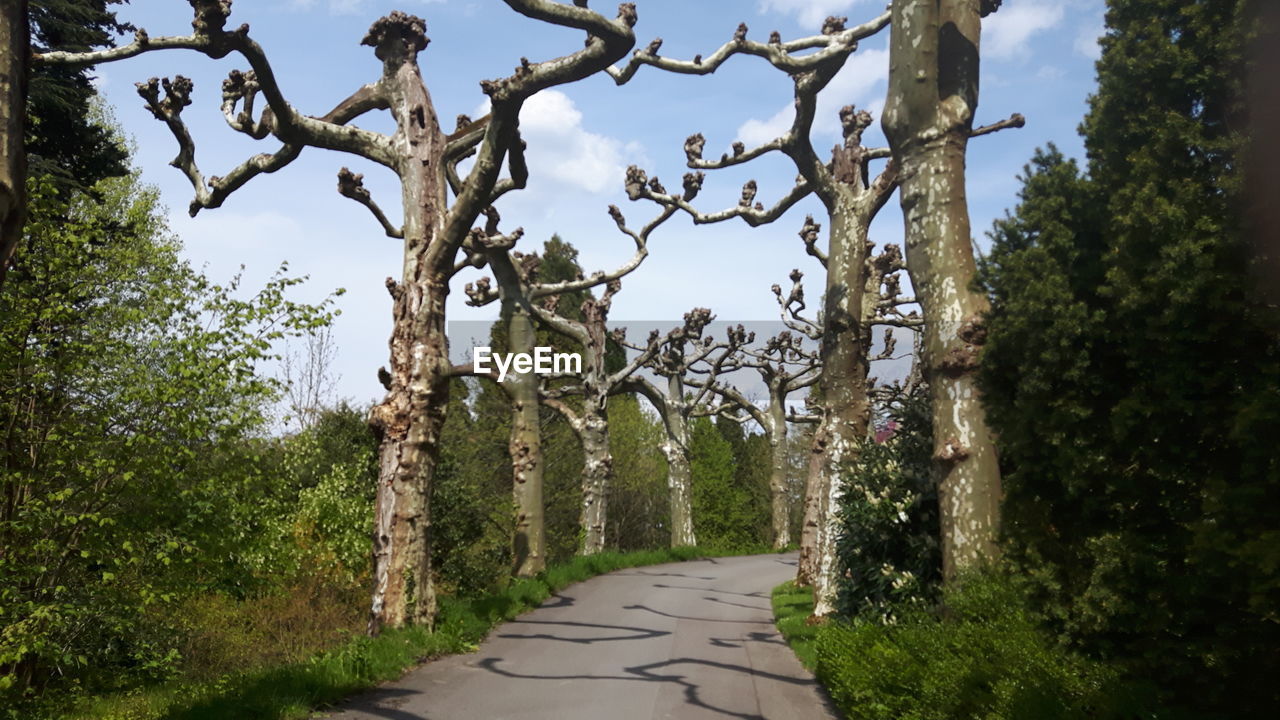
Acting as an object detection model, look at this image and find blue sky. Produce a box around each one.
[96,0,1106,408]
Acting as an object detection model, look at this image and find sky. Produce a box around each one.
[94,0,1107,410]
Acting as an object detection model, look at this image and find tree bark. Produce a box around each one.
[0,0,28,287]
[798,201,874,618]
[367,35,451,633]
[577,404,611,555]
[766,396,791,550]
[660,373,696,548]
[506,306,546,576]
[882,0,1002,580]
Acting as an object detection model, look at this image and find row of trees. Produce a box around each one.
[11,0,1275,715]
[0,153,790,700]
[5,0,1025,633]
[823,0,1279,715]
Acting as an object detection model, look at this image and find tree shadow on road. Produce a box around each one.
[475,655,818,720]
[652,583,770,600]
[496,619,670,644]
[622,604,775,624]
[536,593,576,609]
[611,570,717,580]
[319,687,426,720]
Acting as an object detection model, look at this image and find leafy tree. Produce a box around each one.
[690,417,757,549]
[605,394,668,551]
[0,167,335,700]
[432,380,512,596]
[253,403,379,588]
[979,0,1280,711]
[715,417,770,545]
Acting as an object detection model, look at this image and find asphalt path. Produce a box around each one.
[320,552,839,720]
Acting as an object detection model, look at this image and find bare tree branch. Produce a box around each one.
[337,168,403,238]
[136,76,304,217]
[606,11,890,82]
[971,112,1026,138]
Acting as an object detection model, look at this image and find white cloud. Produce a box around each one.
[735,47,889,147]
[756,0,866,31]
[983,2,1065,59]
[1074,16,1106,60]
[738,106,793,148]
[475,90,641,195]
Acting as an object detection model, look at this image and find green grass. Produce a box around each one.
[63,546,770,720]
[771,580,819,669]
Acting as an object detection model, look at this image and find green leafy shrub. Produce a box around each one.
[813,572,1158,720]
[834,383,940,621]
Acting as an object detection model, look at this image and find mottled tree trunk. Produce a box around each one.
[507,306,545,576]
[367,47,451,633]
[0,0,28,287]
[882,0,1002,580]
[578,404,611,555]
[798,201,874,616]
[660,374,696,547]
[767,400,791,550]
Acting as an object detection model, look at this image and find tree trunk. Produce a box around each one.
[661,374,696,547]
[507,306,545,576]
[578,404,611,555]
[882,0,1002,580]
[0,0,28,288]
[767,400,791,550]
[798,201,874,618]
[367,50,451,633]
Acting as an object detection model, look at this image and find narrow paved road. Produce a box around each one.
[320,552,838,720]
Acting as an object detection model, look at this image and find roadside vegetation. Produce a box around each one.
[770,2,1277,718]
[68,546,757,720]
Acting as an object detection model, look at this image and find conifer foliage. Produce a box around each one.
[979,0,1280,711]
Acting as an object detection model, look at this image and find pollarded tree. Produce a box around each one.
[607,15,1019,612]
[465,202,674,557]
[686,325,819,550]
[881,0,1010,580]
[765,251,922,614]
[35,0,641,631]
[621,310,745,548]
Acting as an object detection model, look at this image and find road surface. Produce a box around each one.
[320,552,839,720]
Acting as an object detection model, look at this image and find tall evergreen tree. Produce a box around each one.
[27,0,131,190]
[5,1,132,284]
[980,0,1279,711]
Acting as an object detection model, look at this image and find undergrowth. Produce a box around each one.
[772,573,1180,720]
[57,546,763,720]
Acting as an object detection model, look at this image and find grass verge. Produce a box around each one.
[61,546,768,720]
[770,580,818,669]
